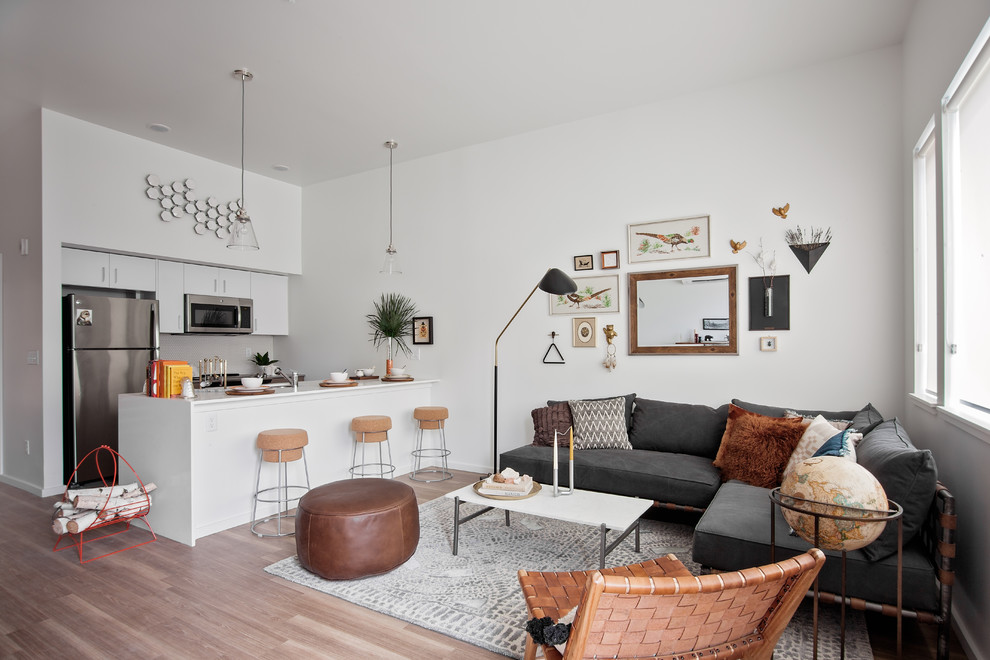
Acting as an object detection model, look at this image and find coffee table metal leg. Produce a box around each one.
[600,520,643,569]
[451,495,496,556]
[505,510,510,526]
[600,523,607,569]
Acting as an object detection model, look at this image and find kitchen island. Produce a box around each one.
[118,379,437,546]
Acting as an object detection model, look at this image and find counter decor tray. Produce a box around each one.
[382,376,414,382]
[351,375,380,380]
[320,380,358,388]
[225,386,275,396]
[473,480,541,500]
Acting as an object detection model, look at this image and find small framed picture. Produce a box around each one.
[412,317,434,345]
[702,318,729,331]
[574,255,594,271]
[601,250,619,269]
[760,336,777,352]
[572,317,597,347]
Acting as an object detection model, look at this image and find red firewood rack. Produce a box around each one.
[53,445,157,563]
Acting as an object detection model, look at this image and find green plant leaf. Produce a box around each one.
[366,293,419,357]
[251,351,278,365]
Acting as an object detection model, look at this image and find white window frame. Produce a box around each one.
[912,117,938,405]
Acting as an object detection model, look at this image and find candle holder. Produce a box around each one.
[552,429,575,497]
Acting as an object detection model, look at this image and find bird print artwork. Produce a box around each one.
[566,287,612,308]
[772,203,790,219]
[635,225,702,255]
[730,239,747,254]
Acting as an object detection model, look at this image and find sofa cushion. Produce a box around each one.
[549,393,636,432]
[732,399,878,425]
[531,403,573,447]
[569,397,632,450]
[713,405,806,488]
[782,415,839,477]
[857,419,937,561]
[499,445,721,509]
[628,398,729,458]
[692,480,938,612]
[849,403,885,435]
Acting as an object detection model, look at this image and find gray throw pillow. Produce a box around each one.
[628,398,729,458]
[857,419,937,561]
[568,397,632,450]
[550,393,636,432]
[732,399,879,426]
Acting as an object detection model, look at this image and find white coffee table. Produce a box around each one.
[444,483,653,569]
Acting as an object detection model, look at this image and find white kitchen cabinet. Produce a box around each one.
[250,272,289,335]
[62,248,156,291]
[183,264,251,298]
[157,260,185,333]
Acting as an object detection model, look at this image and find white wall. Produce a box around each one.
[3,111,304,495]
[902,2,990,659]
[286,47,904,477]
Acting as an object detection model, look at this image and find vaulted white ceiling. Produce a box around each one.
[0,0,914,185]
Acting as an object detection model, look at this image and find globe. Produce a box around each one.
[779,456,889,551]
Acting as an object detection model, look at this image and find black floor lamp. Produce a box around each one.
[492,267,577,475]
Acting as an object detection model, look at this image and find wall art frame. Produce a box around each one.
[572,317,597,347]
[760,336,778,352]
[601,250,619,269]
[412,316,434,345]
[550,274,620,315]
[574,255,594,271]
[702,317,729,331]
[748,275,790,331]
[627,214,711,264]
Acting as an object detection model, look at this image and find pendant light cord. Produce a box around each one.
[388,144,394,249]
[240,73,246,212]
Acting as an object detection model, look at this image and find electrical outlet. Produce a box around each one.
[26,350,39,365]
[25,440,30,455]
[206,413,218,432]
[245,347,252,358]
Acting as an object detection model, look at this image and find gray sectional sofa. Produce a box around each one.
[499,395,957,660]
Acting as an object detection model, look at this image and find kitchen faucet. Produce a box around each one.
[274,366,298,391]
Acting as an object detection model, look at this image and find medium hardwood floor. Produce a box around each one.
[0,471,967,659]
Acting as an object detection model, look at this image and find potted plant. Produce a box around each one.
[250,351,279,378]
[366,293,418,375]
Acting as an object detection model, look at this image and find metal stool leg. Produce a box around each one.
[252,446,309,538]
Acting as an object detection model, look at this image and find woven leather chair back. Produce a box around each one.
[565,548,825,660]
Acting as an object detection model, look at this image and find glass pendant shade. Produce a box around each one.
[381,246,401,275]
[229,208,260,250]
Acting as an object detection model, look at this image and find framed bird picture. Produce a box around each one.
[627,215,711,263]
[550,274,620,315]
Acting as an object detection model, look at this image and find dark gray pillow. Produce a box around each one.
[857,419,937,561]
[849,403,884,435]
[731,399,874,424]
[549,393,636,432]
[629,398,729,458]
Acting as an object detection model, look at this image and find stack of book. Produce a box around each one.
[147,360,193,398]
[478,469,534,497]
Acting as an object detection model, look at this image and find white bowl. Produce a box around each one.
[328,371,348,383]
[363,366,376,375]
[240,377,263,388]
[389,367,407,377]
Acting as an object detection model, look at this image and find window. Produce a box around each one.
[942,18,990,421]
[912,118,938,402]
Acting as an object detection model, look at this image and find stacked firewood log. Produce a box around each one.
[52,482,157,535]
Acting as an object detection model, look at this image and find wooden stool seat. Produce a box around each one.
[413,406,449,430]
[257,428,308,462]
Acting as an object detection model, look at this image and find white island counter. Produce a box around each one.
[119,379,436,546]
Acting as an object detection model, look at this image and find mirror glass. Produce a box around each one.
[628,265,737,354]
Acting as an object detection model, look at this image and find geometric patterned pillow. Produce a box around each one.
[782,415,836,478]
[568,397,632,450]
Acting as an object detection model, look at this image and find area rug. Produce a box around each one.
[265,498,873,660]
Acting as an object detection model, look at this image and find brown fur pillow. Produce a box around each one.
[531,402,572,447]
[713,404,807,487]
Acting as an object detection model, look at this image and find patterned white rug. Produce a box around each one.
[265,497,873,659]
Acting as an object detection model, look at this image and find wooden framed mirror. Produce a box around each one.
[628,265,737,354]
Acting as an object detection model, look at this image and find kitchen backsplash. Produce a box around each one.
[160,334,275,376]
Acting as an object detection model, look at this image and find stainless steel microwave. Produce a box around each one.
[184,294,253,334]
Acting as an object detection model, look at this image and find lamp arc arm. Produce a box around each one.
[494,281,542,366]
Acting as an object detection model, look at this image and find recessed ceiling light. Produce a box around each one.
[272,164,290,172]
[148,123,171,133]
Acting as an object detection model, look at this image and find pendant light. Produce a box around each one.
[380,140,401,274]
[228,69,260,250]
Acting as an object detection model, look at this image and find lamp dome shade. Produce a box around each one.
[538,268,577,295]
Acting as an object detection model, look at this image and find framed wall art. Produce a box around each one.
[550,274,619,315]
[572,317,597,347]
[702,317,729,331]
[412,316,434,345]
[627,215,711,264]
[760,336,778,352]
[748,275,790,331]
[574,255,594,271]
[601,250,619,269]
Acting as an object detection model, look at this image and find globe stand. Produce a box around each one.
[769,488,904,660]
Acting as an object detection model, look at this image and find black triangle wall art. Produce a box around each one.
[788,242,830,274]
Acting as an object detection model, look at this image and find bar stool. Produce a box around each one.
[350,415,395,478]
[410,406,452,482]
[251,428,311,538]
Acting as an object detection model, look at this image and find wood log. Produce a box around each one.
[73,493,151,510]
[67,482,138,500]
[120,482,157,499]
[66,512,98,534]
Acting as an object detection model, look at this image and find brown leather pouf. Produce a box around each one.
[295,479,419,580]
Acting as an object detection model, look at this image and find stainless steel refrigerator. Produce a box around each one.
[63,294,159,485]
